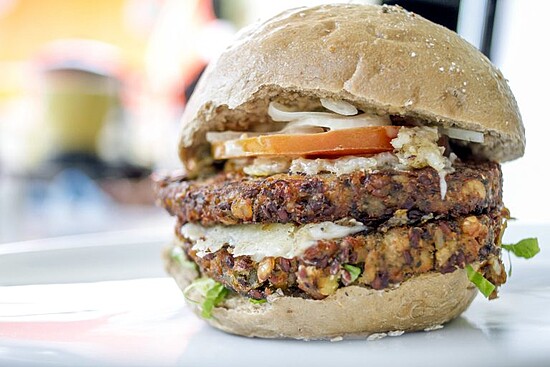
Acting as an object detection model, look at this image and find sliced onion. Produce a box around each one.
[440,127,484,143]
[208,102,391,144]
[206,131,263,143]
[281,115,389,132]
[206,126,323,144]
[269,101,390,128]
[278,125,325,134]
[320,98,358,116]
[268,102,338,122]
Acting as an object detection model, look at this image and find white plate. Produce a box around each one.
[0,222,549,367]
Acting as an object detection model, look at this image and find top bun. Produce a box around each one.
[179,4,525,173]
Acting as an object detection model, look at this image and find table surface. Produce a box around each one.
[0,221,549,367]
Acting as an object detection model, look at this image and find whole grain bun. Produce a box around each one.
[179,4,524,174]
[164,245,477,340]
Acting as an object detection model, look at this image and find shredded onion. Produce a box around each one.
[320,98,358,115]
[440,127,484,143]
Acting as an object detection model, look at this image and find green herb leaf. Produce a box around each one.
[249,298,267,304]
[343,264,361,283]
[502,238,540,259]
[202,283,228,319]
[183,278,229,319]
[465,264,495,298]
[171,247,198,270]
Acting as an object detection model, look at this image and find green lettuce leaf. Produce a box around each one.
[171,247,198,270]
[183,278,229,319]
[343,264,361,283]
[502,238,540,259]
[249,298,267,304]
[501,237,540,277]
[465,264,495,298]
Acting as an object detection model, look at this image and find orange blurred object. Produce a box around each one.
[0,0,155,69]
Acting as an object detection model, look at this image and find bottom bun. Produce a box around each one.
[164,246,477,340]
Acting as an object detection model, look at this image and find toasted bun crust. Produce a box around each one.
[164,246,477,340]
[179,4,524,173]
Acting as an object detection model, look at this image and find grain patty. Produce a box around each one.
[155,160,502,226]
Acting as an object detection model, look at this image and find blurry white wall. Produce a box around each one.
[492,0,550,222]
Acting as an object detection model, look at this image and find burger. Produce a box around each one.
[154,4,528,339]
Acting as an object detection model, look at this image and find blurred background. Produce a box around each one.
[0,0,548,243]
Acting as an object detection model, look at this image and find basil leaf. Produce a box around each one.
[465,264,495,298]
[183,278,229,319]
[502,238,540,259]
[249,298,267,304]
[343,264,361,283]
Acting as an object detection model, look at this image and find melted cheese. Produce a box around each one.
[181,221,366,261]
[243,157,290,176]
[289,152,398,176]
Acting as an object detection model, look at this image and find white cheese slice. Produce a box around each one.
[181,221,366,262]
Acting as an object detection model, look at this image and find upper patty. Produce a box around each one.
[155,160,502,226]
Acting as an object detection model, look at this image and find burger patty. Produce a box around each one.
[155,160,502,227]
[173,211,507,300]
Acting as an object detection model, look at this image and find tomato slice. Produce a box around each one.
[211,126,400,159]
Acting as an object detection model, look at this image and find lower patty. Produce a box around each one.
[173,211,507,300]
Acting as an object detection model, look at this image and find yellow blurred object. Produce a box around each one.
[43,69,118,155]
[34,38,124,157]
[0,0,156,101]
